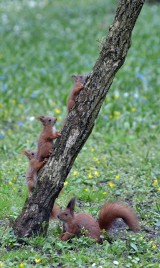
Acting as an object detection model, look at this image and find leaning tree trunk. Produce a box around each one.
[13,0,145,237]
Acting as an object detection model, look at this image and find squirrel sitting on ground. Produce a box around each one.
[23,150,47,195]
[36,116,61,162]
[58,198,139,243]
[67,75,87,113]
[23,149,60,219]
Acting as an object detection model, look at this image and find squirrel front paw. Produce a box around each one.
[56,132,61,138]
[48,149,53,155]
[60,232,73,241]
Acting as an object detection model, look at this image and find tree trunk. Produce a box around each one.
[13,0,145,238]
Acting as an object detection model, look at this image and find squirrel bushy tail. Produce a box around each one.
[98,202,139,231]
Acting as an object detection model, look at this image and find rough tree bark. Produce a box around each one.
[13,0,145,237]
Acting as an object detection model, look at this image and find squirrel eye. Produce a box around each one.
[32,153,34,155]
[64,213,68,216]
[48,119,51,122]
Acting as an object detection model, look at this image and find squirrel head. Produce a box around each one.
[22,150,37,160]
[57,197,76,222]
[71,75,87,84]
[36,116,57,127]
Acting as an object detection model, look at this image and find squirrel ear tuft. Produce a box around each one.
[71,75,81,82]
[22,150,30,159]
[67,197,76,214]
[36,116,45,122]
[22,150,28,155]
[22,150,25,155]
[71,74,87,83]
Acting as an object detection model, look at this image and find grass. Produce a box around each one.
[0,0,160,267]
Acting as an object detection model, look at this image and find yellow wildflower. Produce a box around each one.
[90,148,95,152]
[115,175,119,179]
[114,111,121,117]
[109,115,113,119]
[108,181,115,188]
[158,187,160,191]
[0,262,4,268]
[152,244,156,249]
[19,263,24,268]
[8,181,12,186]
[94,171,100,176]
[114,95,119,99]
[153,180,158,187]
[35,259,41,263]
[103,191,107,195]
[131,107,136,112]
[19,104,24,109]
[84,188,89,192]
[89,167,93,171]
[88,173,93,179]
[93,157,100,165]
[73,171,79,176]
[54,108,61,114]
[64,181,68,186]
[11,99,16,105]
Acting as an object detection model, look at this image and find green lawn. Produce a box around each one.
[0,0,160,267]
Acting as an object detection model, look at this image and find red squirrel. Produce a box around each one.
[23,149,61,219]
[58,198,139,243]
[67,75,87,113]
[23,150,47,195]
[36,116,61,162]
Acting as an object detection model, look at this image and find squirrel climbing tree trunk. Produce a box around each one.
[13,0,145,237]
